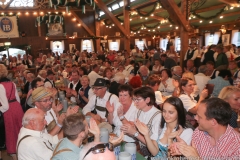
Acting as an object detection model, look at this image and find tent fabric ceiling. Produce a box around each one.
[98,0,240,34]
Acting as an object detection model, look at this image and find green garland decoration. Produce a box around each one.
[35,13,64,27]
[49,0,94,13]
[144,22,161,29]
[136,2,157,17]
[192,7,226,20]
[131,26,141,32]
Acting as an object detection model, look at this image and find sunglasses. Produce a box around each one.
[82,143,114,159]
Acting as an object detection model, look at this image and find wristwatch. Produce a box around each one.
[134,131,139,137]
[119,115,125,121]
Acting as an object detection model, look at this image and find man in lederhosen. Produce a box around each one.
[82,78,119,123]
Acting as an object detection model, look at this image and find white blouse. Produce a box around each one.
[113,101,138,142]
[158,78,175,97]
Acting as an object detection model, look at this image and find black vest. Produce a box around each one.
[186,48,197,60]
[210,69,217,79]
[69,81,82,92]
[44,78,55,88]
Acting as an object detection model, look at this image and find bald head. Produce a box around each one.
[79,142,116,160]
[173,66,182,76]
[22,108,46,131]
[139,65,148,77]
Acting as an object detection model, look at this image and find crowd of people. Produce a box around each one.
[0,42,240,160]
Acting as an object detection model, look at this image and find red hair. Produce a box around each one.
[129,76,142,89]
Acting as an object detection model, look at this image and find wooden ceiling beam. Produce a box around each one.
[159,0,189,31]
[94,0,130,39]
[71,11,95,37]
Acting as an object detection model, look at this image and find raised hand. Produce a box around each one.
[71,90,78,97]
[106,101,114,113]
[120,122,137,135]
[135,119,149,136]
[66,105,79,116]
[57,113,66,125]
[52,103,63,113]
[109,132,124,146]
[200,89,208,99]
[88,118,100,136]
[168,136,187,156]
[168,125,183,139]
[172,79,179,88]
[177,144,199,157]
[79,90,84,97]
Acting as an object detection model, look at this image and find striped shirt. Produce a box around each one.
[192,125,240,159]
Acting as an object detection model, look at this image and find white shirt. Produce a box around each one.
[0,83,20,113]
[44,80,54,88]
[155,91,163,105]
[135,106,161,140]
[113,101,138,142]
[88,71,102,87]
[158,78,175,97]
[158,124,193,146]
[45,108,58,125]
[17,127,59,160]
[68,80,80,102]
[82,91,119,119]
[194,73,211,93]
[184,48,199,60]
[179,94,197,112]
[152,65,163,72]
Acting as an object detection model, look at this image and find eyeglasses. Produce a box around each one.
[82,143,114,159]
[38,98,53,103]
[92,87,103,91]
[132,97,144,102]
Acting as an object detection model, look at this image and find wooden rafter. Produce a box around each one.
[71,11,95,37]
[94,0,130,39]
[160,0,190,31]
[1,0,14,9]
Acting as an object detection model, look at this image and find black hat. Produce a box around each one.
[92,78,106,87]
[47,70,55,76]
[2,54,6,57]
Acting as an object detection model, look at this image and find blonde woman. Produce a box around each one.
[182,71,200,98]
[0,64,24,160]
[218,86,240,132]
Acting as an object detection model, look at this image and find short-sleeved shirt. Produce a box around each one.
[192,126,240,158]
[112,101,138,142]
[17,127,59,160]
[135,106,161,140]
[51,138,83,160]
[179,94,197,112]
[82,91,119,119]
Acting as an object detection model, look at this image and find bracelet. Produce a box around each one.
[56,122,62,128]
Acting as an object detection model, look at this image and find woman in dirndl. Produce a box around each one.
[0,64,24,160]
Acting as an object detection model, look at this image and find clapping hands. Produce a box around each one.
[135,119,149,136]
[109,132,124,146]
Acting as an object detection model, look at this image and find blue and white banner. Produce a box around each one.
[0,16,19,38]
